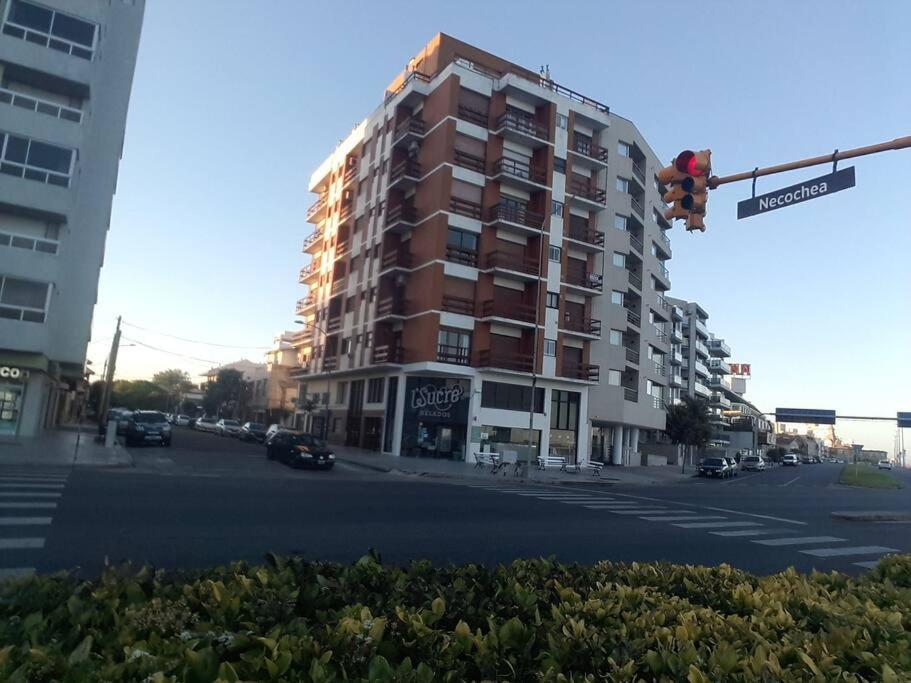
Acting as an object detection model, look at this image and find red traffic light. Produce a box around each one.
[675,150,711,177]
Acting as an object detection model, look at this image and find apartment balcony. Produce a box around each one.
[655,294,671,314]
[560,362,600,383]
[694,382,711,399]
[457,104,488,128]
[342,164,357,187]
[494,111,550,147]
[669,372,683,387]
[445,245,479,268]
[385,205,417,233]
[302,229,323,253]
[625,346,640,366]
[561,316,602,339]
[709,358,731,374]
[625,305,641,328]
[670,324,683,343]
[710,412,730,427]
[487,202,545,236]
[568,178,607,208]
[651,395,666,411]
[306,196,328,224]
[562,270,603,294]
[569,135,609,169]
[655,232,672,259]
[653,324,668,345]
[436,344,471,366]
[629,232,644,254]
[299,262,319,283]
[477,350,533,373]
[492,156,548,191]
[695,318,709,339]
[441,294,475,316]
[695,340,709,358]
[484,251,540,280]
[449,197,483,220]
[289,364,311,379]
[294,297,312,316]
[653,362,666,378]
[631,160,646,185]
[655,260,671,285]
[624,387,639,403]
[453,149,485,173]
[564,225,605,252]
[627,270,643,291]
[330,278,346,296]
[376,296,409,320]
[392,117,426,146]
[711,393,732,409]
[480,300,537,325]
[707,338,732,358]
[672,305,683,321]
[326,316,342,333]
[708,375,727,390]
[380,249,413,272]
[333,239,352,261]
[372,345,406,365]
[388,159,421,190]
[669,349,683,365]
[694,361,710,378]
[630,194,645,218]
[322,356,339,372]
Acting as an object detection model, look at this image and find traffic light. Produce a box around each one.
[658,150,712,232]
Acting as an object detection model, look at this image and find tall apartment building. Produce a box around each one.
[292,34,671,464]
[0,0,144,438]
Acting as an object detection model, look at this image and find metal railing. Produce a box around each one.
[372,345,406,364]
[654,324,668,344]
[457,103,488,127]
[481,300,536,322]
[306,197,327,221]
[389,159,421,184]
[383,70,431,102]
[569,178,607,204]
[393,117,426,142]
[493,156,547,185]
[441,294,475,315]
[343,165,357,185]
[625,346,640,364]
[632,161,645,183]
[445,244,479,267]
[477,350,533,373]
[302,230,323,251]
[652,395,665,411]
[436,344,471,365]
[630,195,644,216]
[385,204,417,227]
[629,232,644,253]
[657,262,670,280]
[654,362,666,377]
[572,136,609,162]
[453,149,485,173]
[485,250,539,275]
[626,308,641,327]
[563,271,603,291]
[0,86,82,123]
[661,231,671,249]
[562,316,602,335]
[488,202,544,229]
[381,249,413,270]
[565,226,605,246]
[376,297,408,317]
[449,197,483,219]
[628,270,643,290]
[299,263,318,280]
[561,363,600,382]
[495,111,549,141]
[624,387,638,402]
[656,294,670,311]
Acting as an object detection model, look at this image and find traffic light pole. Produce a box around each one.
[708,135,911,188]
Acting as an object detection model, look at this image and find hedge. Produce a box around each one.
[2,553,910,681]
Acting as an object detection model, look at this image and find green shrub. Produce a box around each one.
[1,553,910,681]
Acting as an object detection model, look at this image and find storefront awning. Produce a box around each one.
[0,351,49,373]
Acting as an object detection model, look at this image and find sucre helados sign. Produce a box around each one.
[737,167,855,219]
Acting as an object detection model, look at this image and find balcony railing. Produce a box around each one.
[624,387,638,403]
[563,271,603,291]
[449,197,483,219]
[295,297,309,315]
[376,297,408,317]
[485,250,539,275]
[334,240,351,260]
[343,165,357,185]
[495,111,549,141]
[562,316,602,336]
[445,244,479,267]
[441,294,475,315]
[327,317,341,333]
[628,270,642,290]
[385,205,417,228]
[436,344,471,365]
[630,195,644,216]
[493,156,546,185]
[709,359,731,374]
[477,350,533,373]
[331,278,345,295]
[384,70,431,102]
[657,262,670,281]
[654,362,666,377]
[453,149,485,173]
[488,202,544,230]
[561,363,600,382]
[389,159,421,184]
[626,307,641,327]
[566,226,605,246]
[381,249,413,270]
[299,262,318,280]
[707,339,732,357]
[322,357,338,371]
[302,230,323,251]
[632,160,646,183]
[339,200,353,222]
[661,231,672,250]
[656,294,670,311]
[372,345,405,364]
[457,104,488,127]
[654,324,668,344]
[628,233,644,255]
[572,136,609,162]
[625,346,640,364]
[651,396,665,411]
[393,117,425,142]
[0,86,82,123]
[306,197,327,221]
[481,300,536,323]
[569,178,607,204]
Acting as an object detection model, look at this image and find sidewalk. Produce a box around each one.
[0,427,133,468]
[334,446,693,486]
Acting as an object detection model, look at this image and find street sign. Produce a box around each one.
[737,167,855,219]
[898,412,911,428]
[775,408,836,425]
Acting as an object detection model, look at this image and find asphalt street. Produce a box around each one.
[1,428,908,580]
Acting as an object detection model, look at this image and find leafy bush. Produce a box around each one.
[2,553,910,681]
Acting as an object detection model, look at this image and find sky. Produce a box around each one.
[88,0,911,452]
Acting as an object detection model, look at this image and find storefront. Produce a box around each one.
[0,365,28,436]
[400,376,470,460]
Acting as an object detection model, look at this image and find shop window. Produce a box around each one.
[480,425,540,463]
[550,390,580,461]
[481,381,544,412]
[367,377,384,403]
[336,381,348,404]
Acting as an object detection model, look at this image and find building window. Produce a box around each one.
[0,275,50,323]
[481,381,544,412]
[543,339,556,357]
[611,290,624,305]
[341,337,352,354]
[446,228,479,265]
[0,132,74,187]
[617,141,632,158]
[365,331,373,347]
[554,157,566,174]
[345,296,355,313]
[608,370,621,386]
[369,287,376,303]
[609,330,622,346]
[548,245,562,262]
[367,377,384,403]
[437,328,471,365]
[614,214,628,231]
[546,292,559,309]
[556,114,568,130]
[612,252,626,268]
[550,390,580,459]
[551,200,564,216]
[616,177,629,193]
[2,0,97,60]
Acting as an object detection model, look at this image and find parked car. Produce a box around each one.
[194,417,218,432]
[723,456,739,476]
[264,424,283,444]
[124,411,172,447]
[741,455,766,471]
[266,431,334,469]
[174,414,191,426]
[878,460,894,470]
[698,457,731,479]
[782,453,800,466]
[216,419,242,437]
[239,422,267,443]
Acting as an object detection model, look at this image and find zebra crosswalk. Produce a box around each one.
[0,468,69,580]
[465,481,901,572]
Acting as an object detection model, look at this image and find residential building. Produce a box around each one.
[202,359,267,420]
[0,0,144,438]
[260,331,297,425]
[291,34,676,463]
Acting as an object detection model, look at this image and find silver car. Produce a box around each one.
[742,455,766,471]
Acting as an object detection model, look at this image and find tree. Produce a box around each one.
[664,396,713,468]
[152,369,193,411]
[87,380,105,417]
[765,447,786,464]
[111,380,169,411]
[203,369,249,418]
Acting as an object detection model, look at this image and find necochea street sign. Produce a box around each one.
[737,167,855,219]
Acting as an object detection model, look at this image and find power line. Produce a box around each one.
[121,337,225,365]
[121,320,271,350]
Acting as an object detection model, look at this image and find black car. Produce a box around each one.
[266,432,334,469]
[239,422,267,443]
[124,411,172,447]
[698,457,730,479]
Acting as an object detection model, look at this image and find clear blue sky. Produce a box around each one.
[90,0,911,452]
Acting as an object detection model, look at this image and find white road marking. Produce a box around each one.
[752,536,846,547]
[800,546,898,558]
[642,515,725,522]
[853,561,880,569]
[0,475,68,482]
[582,503,652,509]
[711,529,795,538]
[702,506,807,526]
[605,508,668,515]
[0,502,56,509]
[0,567,35,579]
[0,492,61,498]
[780,476,800,487]
[0,483,64,489]
[0,517,52,525]
[674,521,763,529]
[556,498,619,504]
[0,538,45,549]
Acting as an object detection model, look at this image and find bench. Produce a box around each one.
[473,451,506,475]
[537,455,580,473]
[582,461,604,477]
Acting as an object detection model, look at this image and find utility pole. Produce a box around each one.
[98,316,122,426]
[524,226,549,479]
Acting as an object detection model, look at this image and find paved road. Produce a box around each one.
[1,432,908,579]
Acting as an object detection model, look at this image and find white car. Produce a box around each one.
[216,419,243,437]
[741,455,766,471]
[194,417,218,432]
[878,460,894,470]
[782,453,800,466]
[174,414,191,426]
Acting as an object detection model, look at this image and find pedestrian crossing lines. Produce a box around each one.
[0,468,69,580]
[466,481,902,572]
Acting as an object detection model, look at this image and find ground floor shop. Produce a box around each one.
[0,351,81,439]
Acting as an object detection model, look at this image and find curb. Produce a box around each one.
[337,458,393,474]
[831,510,911,522]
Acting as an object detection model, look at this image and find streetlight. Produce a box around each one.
[294,319,332,439]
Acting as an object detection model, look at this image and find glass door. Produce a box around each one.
[0,384,24,436]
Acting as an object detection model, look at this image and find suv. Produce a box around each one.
[742,455,766,471]
[782,453,800,466]
[124,411,172,447]
[878,460,894,470]
[216,419,242,437]
[698,457,731,479]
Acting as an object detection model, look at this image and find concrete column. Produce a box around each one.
[622,428,631,465]
[611,425,624,465]
[631,427,640,465]
[390,372,407,456]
